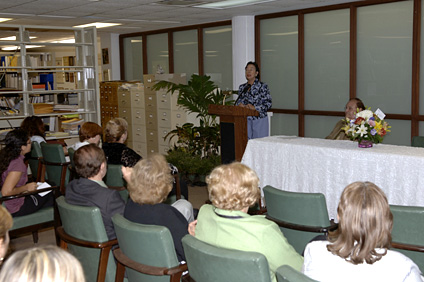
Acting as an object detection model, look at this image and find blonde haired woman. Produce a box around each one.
[122,154,194,262]
[192,162,303,282]
[0,206,12,264]
[303,181,423,281]
[0,245,85,282]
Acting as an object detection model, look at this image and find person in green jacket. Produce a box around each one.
[189,162,303,282]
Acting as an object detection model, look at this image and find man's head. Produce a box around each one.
[74,144,106,179]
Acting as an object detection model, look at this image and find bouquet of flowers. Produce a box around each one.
[343,108,390,144]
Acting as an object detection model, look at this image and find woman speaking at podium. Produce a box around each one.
[235,61,272,139]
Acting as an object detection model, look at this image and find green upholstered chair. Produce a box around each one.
[104,164,128,202]
[411,136,424,147]
[275,265,317,282]
[1,186,59,243]
[112,214,187,282]
[56,196,117,282]
[67,147,78,181]
[41,143,70,194]
[181,235,271,282]
[390,204,424,272]
[263,185,337,255]
[27,141,44,182]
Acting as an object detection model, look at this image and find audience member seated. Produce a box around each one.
[0,129,53,217]
[68,121,103,151]
[20,116,46,145]
[66,144,125,240]
[0,245,85,282]
[326,98,365,140]
[103,117,188,199]
[302,181,423,281]
[189,162,303,282]
[0,206,12,265]
[122,154,194,262]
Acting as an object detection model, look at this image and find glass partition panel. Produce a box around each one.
[270,113,298,136]
[260,16,298,109]
[203,25,232,90]
[382,119,410,146]
[123,36,143,81]
[305,115,344,139]
[357,1,413,115]
[304,9,350,111]
[420,0,424,114]
[173,29,198,79]
[147,33,169,74]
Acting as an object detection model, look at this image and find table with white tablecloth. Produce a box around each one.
[241,136,424,220]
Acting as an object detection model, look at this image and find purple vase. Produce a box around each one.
[358,140,373,148]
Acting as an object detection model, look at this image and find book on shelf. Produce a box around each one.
[53,104,83,112]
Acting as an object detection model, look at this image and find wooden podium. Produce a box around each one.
[208,104,258,163]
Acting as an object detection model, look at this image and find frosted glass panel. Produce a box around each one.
[174,29,198,79]
[305,115,344,139]
[147,33,169,74]
[203,26,232,90]
[304,9,350,111]
[260,16,298,109]
[382,119,410,146]
[357,1,413,115]
[123,36,143,81]
[270,114,298,136]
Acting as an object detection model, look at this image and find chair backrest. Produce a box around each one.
[28,141,43,182]
[390,204,424,272]
[182,235,271,282]
[56,196,116,282]
[263,185,331,254]
[104,164,128,202]
[112,214,180,282]
[68,147,75,169]
[41,143,70,193]
[275,265,317,282]
[411,136,424,147]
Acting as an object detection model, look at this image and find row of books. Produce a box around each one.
[0,54,53,69]
[0,97,18,108]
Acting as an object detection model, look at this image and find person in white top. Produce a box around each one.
[302,181,423,282]
[20,116,46,145]
[68,122,103,151]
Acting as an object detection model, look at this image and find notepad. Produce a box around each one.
[36,182,52,197]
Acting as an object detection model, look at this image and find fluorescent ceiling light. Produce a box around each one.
[267,31,298,36]
[0,36,37,41]
[2,45,43,50]
[195,0,275,9]
[0,18,12,23]
[205,28,232,34]
[50,38,75,43]
[324,31,349,36]
[74,22,121,28]
[131,40,142,43]
[175,42,197,46]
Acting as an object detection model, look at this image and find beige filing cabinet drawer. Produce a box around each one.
[145,93,157,111]
[145,111,158,129]
[131,91,145,108]
[128,141,147,158]
[157,90,171,109]
[158,109,171,128]
[158,127,174,147]
[131,125,147,143]
[143,74,156,88]
[146,130,159,154]
[171,110,187,129]
[131,109,146,125]
[118,107,132,124]
[171,90,185,111]
[117,90,132,108]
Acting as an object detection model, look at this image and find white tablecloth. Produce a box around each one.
[241,136,424,220]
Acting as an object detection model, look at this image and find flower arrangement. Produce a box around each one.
[343,108,390,145]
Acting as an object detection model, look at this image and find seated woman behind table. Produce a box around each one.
[68,121,103,151]
[0,129,53,217]
[302,181,423,281]
[20,116,46,145]
[190,162,303,282]
[326,98,365,140]
[122,154,194,262]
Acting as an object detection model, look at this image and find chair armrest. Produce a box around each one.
[392,242,424,252]
[0,186,59,202]
[43,160,71,167]
[56,226,117,249]
[113,248,188,276]
[265,215,339,233]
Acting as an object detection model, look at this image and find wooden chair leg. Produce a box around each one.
[115,260,126,282]
[32,231,39,243]
[97,247,112,282]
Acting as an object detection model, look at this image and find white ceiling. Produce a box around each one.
[0,0,363,36]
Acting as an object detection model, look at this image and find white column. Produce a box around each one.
[110,33,121,80]
[232,15,255,90]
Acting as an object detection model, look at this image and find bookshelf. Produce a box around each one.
[0,24,100,132]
